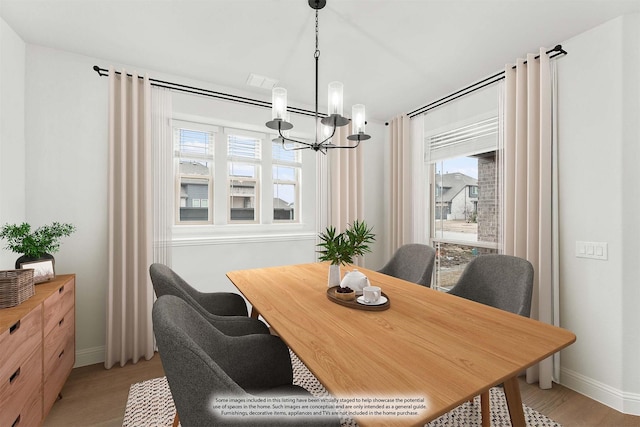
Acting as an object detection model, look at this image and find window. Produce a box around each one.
[425,100,500,291]
[228,134,261,223]
[172,118,310,230]
[272,142,301,222]
[175,127,214,224]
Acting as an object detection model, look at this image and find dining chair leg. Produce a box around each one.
[480,390,490,427]
[172,412,180,427]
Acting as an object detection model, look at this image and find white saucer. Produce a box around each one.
[356,295,388,306]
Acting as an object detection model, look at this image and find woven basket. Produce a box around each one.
[0,269,35,309]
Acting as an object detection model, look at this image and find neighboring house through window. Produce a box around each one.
[425,101,500,291]
[272,142,300,222]
[172,119,303,228]
[228,133,261,223]
[175,126,214,224]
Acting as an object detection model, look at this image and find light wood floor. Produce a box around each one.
[44,353,640,427]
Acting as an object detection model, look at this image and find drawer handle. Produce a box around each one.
[9,320,20,334]
[9,367,20,384]
[59,285,64,293]
[12,415,20,427]
[59,349,65,358]
[59,318,65,327]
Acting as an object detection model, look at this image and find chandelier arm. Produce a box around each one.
[318,127,337,146]
[280,136,314,148]
[277,127,314,148]
[282,143,313,151]
[325,140,361,149]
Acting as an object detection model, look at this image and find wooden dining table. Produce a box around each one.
[226,262,576,427]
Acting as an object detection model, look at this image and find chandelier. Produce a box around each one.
[265,0,371,154]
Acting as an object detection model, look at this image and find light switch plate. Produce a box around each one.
[576,241,608,260]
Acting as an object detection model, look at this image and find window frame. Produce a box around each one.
[173,123,216,226]
[226,131,262,224]
[272,141,301,223]
[170,114,315,239]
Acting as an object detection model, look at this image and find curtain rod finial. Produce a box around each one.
[93,65,102,76]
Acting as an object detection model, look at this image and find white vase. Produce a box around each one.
[328,264,341,287]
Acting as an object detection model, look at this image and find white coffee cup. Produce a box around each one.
[363,286,381,304]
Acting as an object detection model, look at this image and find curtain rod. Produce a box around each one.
[92,65,323,119]
[407,45,567,118]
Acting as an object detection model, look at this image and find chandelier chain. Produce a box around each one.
[315,10,320,59]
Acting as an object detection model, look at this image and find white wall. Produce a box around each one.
[24,45,109,365]
[19,42,386,366]
[557,14,640,414]
[0,17,26,267]
[620,14,640,415]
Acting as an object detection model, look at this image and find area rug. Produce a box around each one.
[123,352,561,427]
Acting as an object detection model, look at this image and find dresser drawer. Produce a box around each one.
[43,326,75,415]
[44,308,75,375]
[0,304,42,379]
[44,279,75,336]
[0,345,43,427]
[1,386,42,427]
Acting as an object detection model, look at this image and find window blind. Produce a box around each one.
[426,116,498,162]
[228,134,261,160]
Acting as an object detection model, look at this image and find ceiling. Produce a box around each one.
[2,0,640,122]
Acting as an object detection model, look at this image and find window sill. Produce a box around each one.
[171,223,316,246]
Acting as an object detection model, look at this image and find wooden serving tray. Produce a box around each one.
[326,286,390,311]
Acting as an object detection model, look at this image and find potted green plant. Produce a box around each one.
[317,220,375,286]
[0,222,76,269]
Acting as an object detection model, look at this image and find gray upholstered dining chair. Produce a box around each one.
[377,243,436,287]
[153,295,340,427]
[149,263,269,336]
[447,254,534,316]
[447,254,534,427]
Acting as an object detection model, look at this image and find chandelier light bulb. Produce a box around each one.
[272,87,288,120]
[327,81,344,116]
[352,104,366,134]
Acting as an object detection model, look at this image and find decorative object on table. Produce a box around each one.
[0,268,34,308]
[362,285,382,304]
[326,285,389,311]
[0,222,76,273]
[333,285,355,301]
[340,269,370,295]
[265,0,371,154]
[19,259,55,284]
[317,220,375,287]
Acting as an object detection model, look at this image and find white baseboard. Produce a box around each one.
[74,345,105,368]
[561,367,640,415]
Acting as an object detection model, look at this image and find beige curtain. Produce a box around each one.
[105,68,155,368]
[326,125,364,263]
[501,48,554,388]
[151,88,173,267]
[388,114,413,252]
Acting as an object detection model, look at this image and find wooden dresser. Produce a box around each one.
[0,274,75,427]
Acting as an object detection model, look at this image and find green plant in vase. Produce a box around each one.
[317,220,375,287]
[0,222,76,268]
